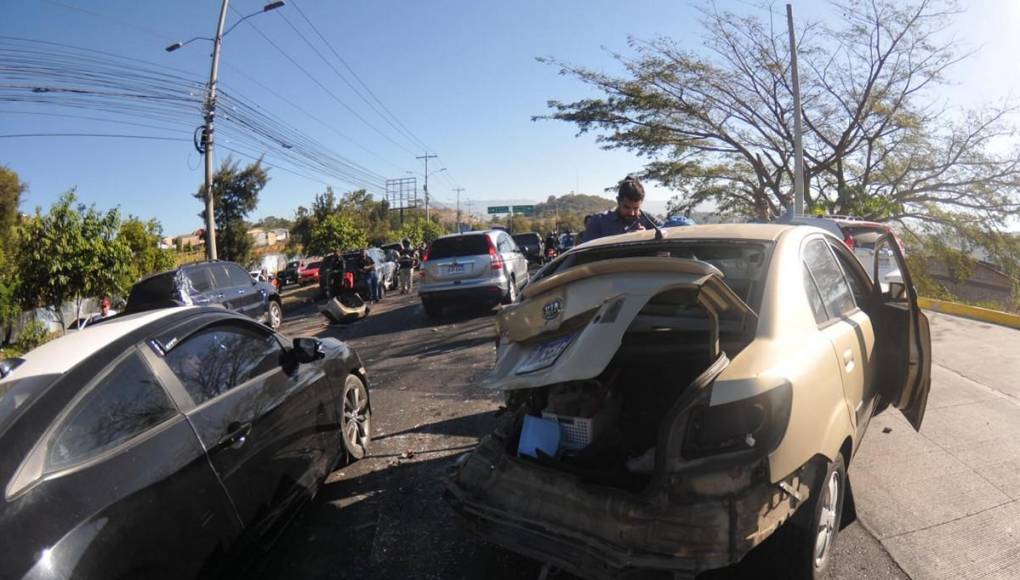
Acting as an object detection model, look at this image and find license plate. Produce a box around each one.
[447,263,464,273]
[516,333,575,374]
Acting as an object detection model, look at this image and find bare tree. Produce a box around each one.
[538,0,1020,238]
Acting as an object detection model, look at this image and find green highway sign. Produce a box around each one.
[487,206,509,214]
[511,205,535,215]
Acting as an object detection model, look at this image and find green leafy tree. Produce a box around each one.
[307,212,367,256]
[0,166,26,344]
[0,165,26,238]
[195,157,268,264]
[539,0,1020,237]
[17,191,132,332]
[397,218,447,246]
[117,217,175,288]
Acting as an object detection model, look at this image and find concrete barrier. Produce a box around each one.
[918,297,1020,330]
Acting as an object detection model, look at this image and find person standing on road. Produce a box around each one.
[583,176,655,242]
[362,249,381,303]
[398,238,418,294]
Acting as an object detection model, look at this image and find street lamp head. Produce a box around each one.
[263,1,285,11]
[165,42,183,52]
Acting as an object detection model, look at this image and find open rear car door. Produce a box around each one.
[872,234,932,430]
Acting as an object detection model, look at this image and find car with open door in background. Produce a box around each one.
[124,260,283,330]
[446,223,930,580]
[0,307,371,580]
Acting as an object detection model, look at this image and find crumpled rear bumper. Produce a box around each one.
[445,436,811,579]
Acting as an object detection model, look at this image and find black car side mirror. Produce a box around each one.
[292,337,324,363]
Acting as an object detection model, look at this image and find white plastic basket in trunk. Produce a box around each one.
[541,411,607,450]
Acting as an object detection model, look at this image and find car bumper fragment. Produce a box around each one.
[446,436,813,579]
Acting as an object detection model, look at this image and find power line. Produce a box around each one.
[287,0,432,153]
[232,7,419,157]
[0,132,189,141]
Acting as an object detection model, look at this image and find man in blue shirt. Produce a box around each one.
[583,176,654,242]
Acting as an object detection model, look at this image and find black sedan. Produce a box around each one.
[0,307,371,579]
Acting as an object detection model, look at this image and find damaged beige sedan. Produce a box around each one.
[446,223,931,579]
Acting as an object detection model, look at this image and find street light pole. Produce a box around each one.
[416,153,438,222]
[787,3,806,216]
[167,0,284,261]
[200,0,231,261]
[453,187,465,232]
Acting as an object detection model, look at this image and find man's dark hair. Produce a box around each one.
[618,176,645,202]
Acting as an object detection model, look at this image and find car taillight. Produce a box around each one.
[422,245,431,262]
[682,383,792,460]
[843,231,856,250]
[487,238,503,271]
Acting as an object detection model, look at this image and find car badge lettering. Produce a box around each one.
[542,299,562,320]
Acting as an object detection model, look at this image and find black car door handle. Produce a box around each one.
[219,422,252,450]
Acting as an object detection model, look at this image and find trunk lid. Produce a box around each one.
[483,257,756,391]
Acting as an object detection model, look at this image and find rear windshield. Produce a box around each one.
[537,240,774,312]
[126,272,175,310]
[306,261,322,269]
[428,236,490,260]
[0,373,62,437]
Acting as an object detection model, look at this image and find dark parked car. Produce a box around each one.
[280,259,302,286]
[319,248,397,298]
[512,232,544,265]
[0,307,371,579]
[125,260,283,329]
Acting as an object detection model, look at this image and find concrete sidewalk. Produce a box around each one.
[852,312,1020,579]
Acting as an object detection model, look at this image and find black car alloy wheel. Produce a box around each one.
[341,374,370,460]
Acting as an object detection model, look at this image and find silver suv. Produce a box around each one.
[419,231,529,317]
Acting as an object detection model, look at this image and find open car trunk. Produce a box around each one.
[482,258,757,491]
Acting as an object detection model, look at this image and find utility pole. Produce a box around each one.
[787,3,806,216]
[416,153,438,222]
[453,187,465,232]
[167,0,285,260]
[199,0,231,260]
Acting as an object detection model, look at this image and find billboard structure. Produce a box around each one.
[385,177,418,224]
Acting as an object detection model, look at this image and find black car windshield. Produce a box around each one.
[428,235,489,259]
[537,239,774,312]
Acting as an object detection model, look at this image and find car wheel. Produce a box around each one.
[340,374,370,461]
[764,454,847,579]
[267,300,283,329]
[502,275,517,305]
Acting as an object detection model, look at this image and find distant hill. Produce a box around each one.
[534,194,616,218]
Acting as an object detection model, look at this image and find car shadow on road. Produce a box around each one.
[313,300,496,343]
[257,409,542,580]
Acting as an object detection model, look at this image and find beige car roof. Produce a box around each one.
[575,223,794,250]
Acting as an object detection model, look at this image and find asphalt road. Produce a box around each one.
[256,287,908,580]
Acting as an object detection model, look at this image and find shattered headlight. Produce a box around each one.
[515,333,575,375]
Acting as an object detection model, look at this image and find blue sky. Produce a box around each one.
[2,0,1018,236]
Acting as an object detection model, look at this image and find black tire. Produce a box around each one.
[266,300,283,329]
[762,454,847,579]
[340,374,370,461]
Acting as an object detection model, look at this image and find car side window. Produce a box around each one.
[221,264,251,288]
[802,263,829,325]
[188,265,215,293]
[164,323,284,406]
[829,243,870,306]
[47,351,177,470]
[803,239,856,321]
